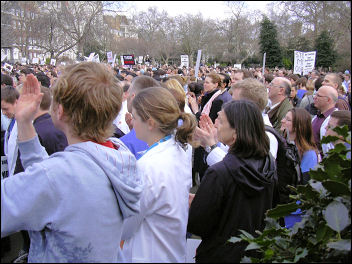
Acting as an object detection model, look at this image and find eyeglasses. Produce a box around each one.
[268,83,282,88]
[314,94,329,99]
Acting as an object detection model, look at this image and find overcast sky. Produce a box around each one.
[123,1,271,20]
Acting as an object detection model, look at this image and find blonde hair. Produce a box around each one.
[132,87,197,147]
[51,62,123,142]
[164,79,186,97]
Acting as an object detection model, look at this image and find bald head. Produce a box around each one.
[313,85,338,112]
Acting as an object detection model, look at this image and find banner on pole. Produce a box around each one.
[194,50,202,79]
[107,51,113,63]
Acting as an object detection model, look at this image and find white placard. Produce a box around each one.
[87,52,95,62]
[293,51,304,75]
[233,64,242,69]
[93,54,100,63]
[32,57,39,64]
[60,62,66,66]
[138,56,143,64]
[303,51,316,76]
[107,51,113,63]
[3,62,13,72]
[50,58,56,66]
[120,56,124,66]
[180,55,189,68]
[21,57,27,65]
[40,60,45,65]
[13,48,19,60]
[194,50,202,79]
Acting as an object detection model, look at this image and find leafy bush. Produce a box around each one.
[229,125,351,262]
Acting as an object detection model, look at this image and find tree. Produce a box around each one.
[259,16,282,68]
[314,30,337,69]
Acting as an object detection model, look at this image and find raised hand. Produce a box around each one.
[199,114,218,143]
[15,74,43,123]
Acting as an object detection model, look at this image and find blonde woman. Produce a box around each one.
[120,87,197,262]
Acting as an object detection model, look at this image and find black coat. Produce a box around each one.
[188,152,277,263]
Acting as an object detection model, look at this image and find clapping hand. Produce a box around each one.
[15,74,43,123]
[193,114,218,148]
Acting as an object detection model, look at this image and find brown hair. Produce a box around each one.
[132,87,197,147]
[287,108,317,158]
[40,86,52,110]
[206,73,222,88]
[224,100,269,159]
[51,62,122,142]
[1,85,19,104]
[231,78,268,111]
[330,110,351,130]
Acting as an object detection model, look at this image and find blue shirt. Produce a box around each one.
[300,150,318,173]
[120,128,148,160]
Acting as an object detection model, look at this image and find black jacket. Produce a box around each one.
[188,152,277,263]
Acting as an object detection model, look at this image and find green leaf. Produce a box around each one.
[323,201,351,232]
[239,229,254,239]
[322,180,350,196]
[296,184,319,201]
[267,202,299,219]
[228,236,242,244]
[245,242,261,251]
[327,239,351,251]
[294,247,308,262]
[321,135,339,144]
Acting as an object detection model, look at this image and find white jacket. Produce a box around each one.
[120,135,192,262]
[4,121,19,177]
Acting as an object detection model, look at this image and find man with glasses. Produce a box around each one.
[266,77,293,132]
[311,85,338,157]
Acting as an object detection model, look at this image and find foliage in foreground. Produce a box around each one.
[230,125,351,263]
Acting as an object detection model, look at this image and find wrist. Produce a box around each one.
[205,143,218,153]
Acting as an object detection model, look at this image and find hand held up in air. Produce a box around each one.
[15,74,43,123]
[16,74,44,142]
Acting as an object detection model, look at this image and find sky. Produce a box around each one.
[123,1,272,20]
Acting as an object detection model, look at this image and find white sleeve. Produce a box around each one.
[206,146,227,166]
[1,154,57,237]
[265,131,278,159]
[18,135,49,169]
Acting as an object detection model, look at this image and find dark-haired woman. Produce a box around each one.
[187,100,277,263]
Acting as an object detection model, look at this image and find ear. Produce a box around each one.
[230,129,237,146]
[57,104,65,121]
[146,118,157,131]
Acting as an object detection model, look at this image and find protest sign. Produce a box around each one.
[233,64,242,69]
[21,57,27,65]
[138,56,143,64]
[32,57,39,64]
[181,55,189,68]
[123,55,135,65]
[303,51,316,75]
[107,51,113,63]
[50,58,56,66]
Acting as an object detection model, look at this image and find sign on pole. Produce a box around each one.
[50,58,56,66]
[21,57,27,65]
[262,52,266,83]
[180,55,189,68]
[107,51,113,63]
[32,57,39,64]
[233,64,242,69]
[138,56,143,64]
[194,50,202,79]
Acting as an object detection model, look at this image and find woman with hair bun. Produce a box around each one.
[119,87,198,262]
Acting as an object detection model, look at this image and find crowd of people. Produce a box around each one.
[1,60,351,263]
